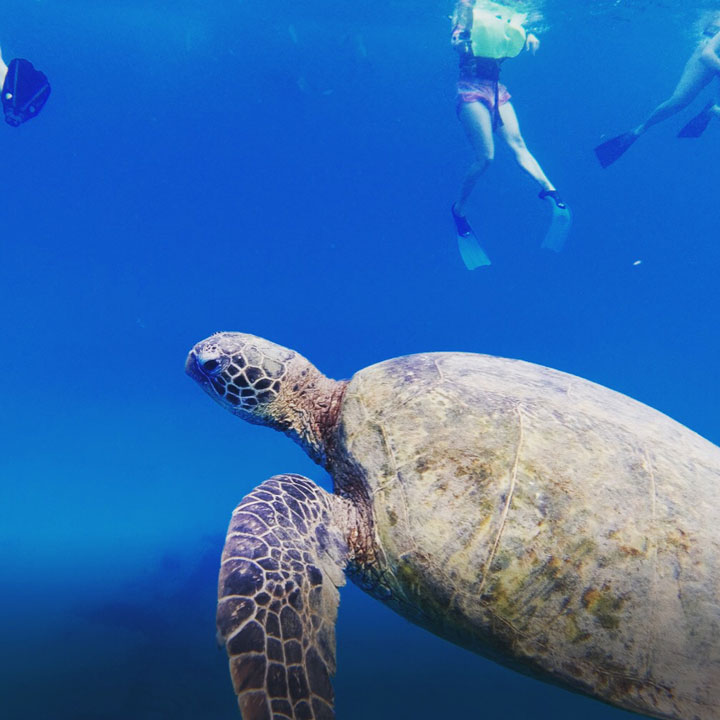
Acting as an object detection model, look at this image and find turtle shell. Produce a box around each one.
[329,352,720,720]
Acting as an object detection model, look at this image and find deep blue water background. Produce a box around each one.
[2,1,719,718]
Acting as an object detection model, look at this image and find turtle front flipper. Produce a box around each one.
[218,474,354,720]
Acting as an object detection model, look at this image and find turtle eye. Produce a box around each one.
[194,352,227,377]
[201,358,221,374]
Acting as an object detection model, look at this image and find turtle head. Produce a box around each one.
[186,332,295,425]
[186,332,346,465]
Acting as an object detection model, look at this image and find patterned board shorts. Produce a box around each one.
[456,79,511,115]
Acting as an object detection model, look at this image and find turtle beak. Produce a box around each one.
[185,351,204,384]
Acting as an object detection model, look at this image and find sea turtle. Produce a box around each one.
[185,333,720,720]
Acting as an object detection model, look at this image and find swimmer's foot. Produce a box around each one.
[538,189,567,209]
[451,203,473,238]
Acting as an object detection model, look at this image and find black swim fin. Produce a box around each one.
[2,58,51,127]
[678,101,715,138]
[594,131,638,168]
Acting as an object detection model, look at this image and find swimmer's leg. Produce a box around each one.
[496,102,570,249]
[634,54,714,135]
[454,100,495,216]
[497,102,555,193]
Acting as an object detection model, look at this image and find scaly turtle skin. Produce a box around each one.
[186,333,720,720]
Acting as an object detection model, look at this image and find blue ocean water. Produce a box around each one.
[1,1,719,718]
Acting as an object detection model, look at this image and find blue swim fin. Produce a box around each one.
[457,230,491,269]
[539,191,572,252]
[594,131,638,168]
[452,205,490,269]
[678,101,715,138]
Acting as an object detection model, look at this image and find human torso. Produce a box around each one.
[459,54,502,82]
[458,6,526,81]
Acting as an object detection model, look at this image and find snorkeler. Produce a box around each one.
[0,46,50,127]
[450,0,570,267]
[595,16,720,168]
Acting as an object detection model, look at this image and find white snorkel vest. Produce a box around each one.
[470,6,526,59]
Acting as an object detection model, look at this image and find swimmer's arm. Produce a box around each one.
[525,32,540,54]
[701,31,720,73]
[451,0,474,50]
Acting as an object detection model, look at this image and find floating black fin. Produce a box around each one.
[2,58,51,127]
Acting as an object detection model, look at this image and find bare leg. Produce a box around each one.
[497,102,554,192]
[0,47,7,87]
[454,101,494,215]
[634,50,715,135]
